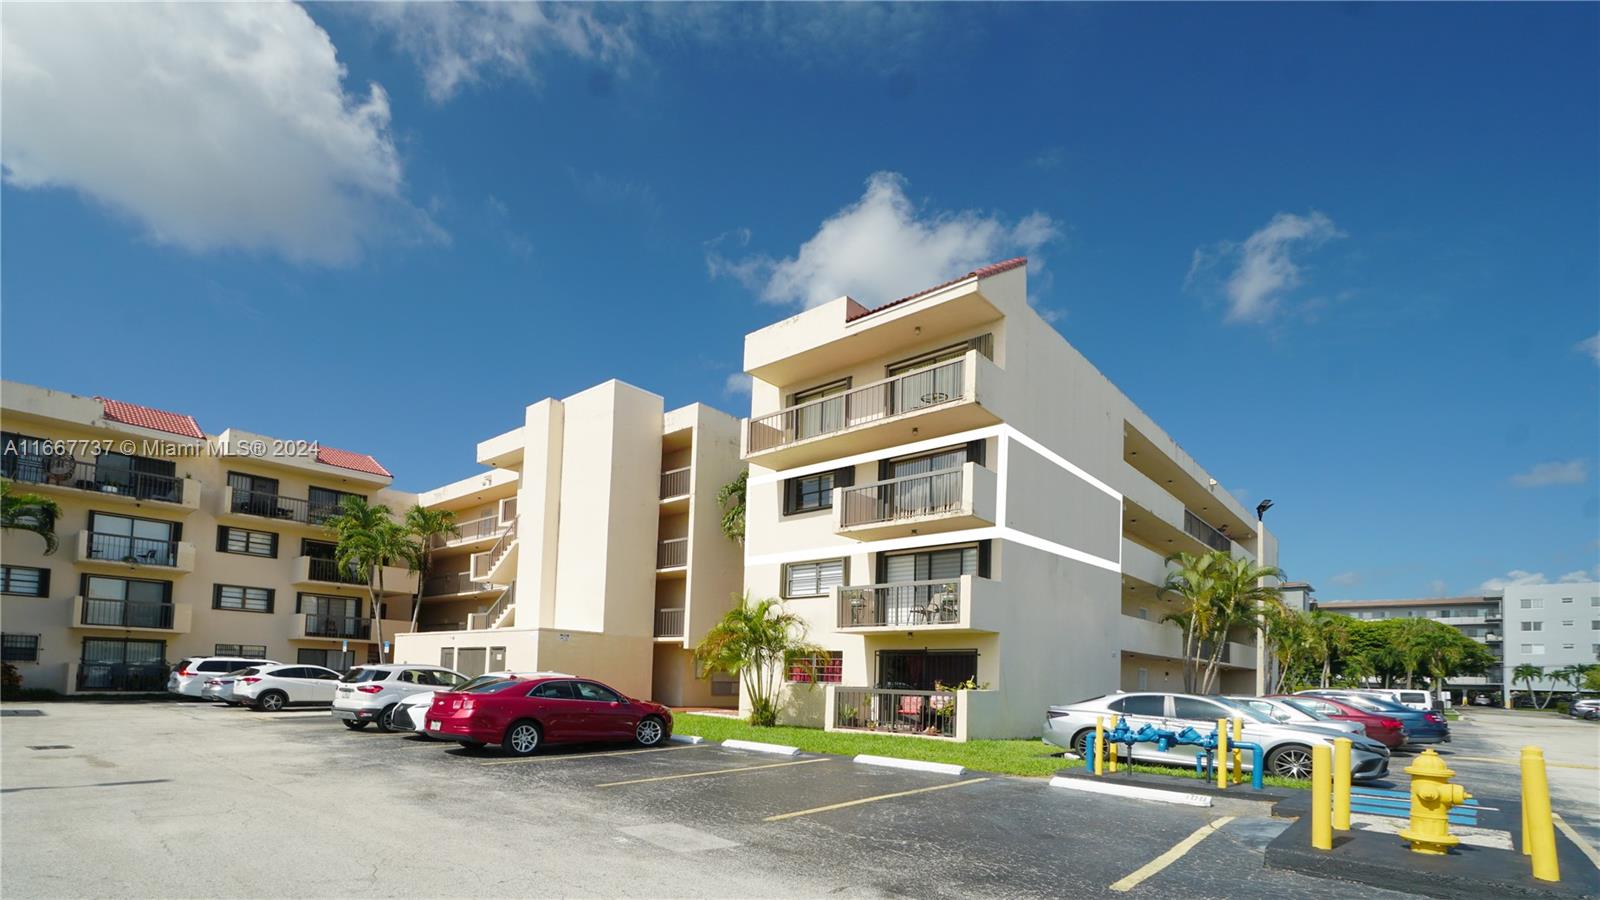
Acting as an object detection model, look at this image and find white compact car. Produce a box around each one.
[1229,696,1367,736]
[391,671,573,737]
[169,656,279,698]
[232,664,343,711]
[331,665,468,732]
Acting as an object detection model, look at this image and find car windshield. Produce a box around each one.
[456,674,510,692]
[463,679,525,694]
[1213,697,1276,724]
[339,668,390,683]
[225,667,258,676]
[1341,694,1407,713]
[1281,699,1331,720]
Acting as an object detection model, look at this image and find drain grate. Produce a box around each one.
[1,709,46,717]
[26,745,72,750]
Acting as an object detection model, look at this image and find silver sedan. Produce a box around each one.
[1043,691,1390,781]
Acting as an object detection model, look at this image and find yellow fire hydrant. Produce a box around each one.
[1398,749,1471,855]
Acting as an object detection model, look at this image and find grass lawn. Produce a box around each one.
[1444,709,1462,721]
[672,714,1309,789]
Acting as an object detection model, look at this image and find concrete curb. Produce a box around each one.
[1048,775,1213,807]
[722,738,801,756]
[853,754,965,776]
[669,734,704,745]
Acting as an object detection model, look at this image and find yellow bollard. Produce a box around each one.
[1094,717,1105,776]
[1216,718,1229,790]
[1311,743,1333,850]
[1232,716,1243,784]
[1521,746,1560,882]
[1332,738,1352,831]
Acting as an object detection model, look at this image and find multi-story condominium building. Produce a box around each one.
[1499,582,1600,693]
[1,381,414,693]
[1313,595,1505,698]
[737,258,1274,740]
[393,381,745,707]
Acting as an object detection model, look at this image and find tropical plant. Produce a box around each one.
[1261,601,1312,693]
[1158,550,1281,693]
[1,480,62,554]
[716,470,746,545]
[1199,554,1283,693]
[1550,663,1596,695]
[1586,666,1600,693]
[1159,551,1222,693]
[693,593,823,726]
[1305,611,1353,689]
[1513,663,1551,709]
[402,505,458,633]
[325,496,421,664]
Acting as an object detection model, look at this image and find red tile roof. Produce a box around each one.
[316,446,392,478]
[845,257,1028,322]
[96,397,204,439]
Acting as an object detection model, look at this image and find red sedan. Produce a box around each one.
[1269,694,1407,749]
[425,675,672,756]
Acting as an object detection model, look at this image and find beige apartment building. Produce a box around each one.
[739,258,1275,740]
[392,381,745,707]
[0,381,416,693]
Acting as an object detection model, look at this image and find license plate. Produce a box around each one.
[428,720,440,730]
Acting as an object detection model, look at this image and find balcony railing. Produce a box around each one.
[230,488,315,524]
[657,537,688,569]
[839,469,964,528]
[654,607,685,638]
[833,687,957,738]
[748,358,967,453]
[81,598,174,630]
[1183,509,1231,553]
[87,533,178,567]
[660,467,690,499]
[307,557,367,585]
[473,518,518,580]
[429,515,502,547]
[424,571,496,597]
[838,580,961,629]
[6,456,185,504]
[76,661,168,692]
[303,614,371,639]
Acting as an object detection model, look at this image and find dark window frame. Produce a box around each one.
[884,334,993,377]
[782,467,854,516]
[216,526,278,558]
[2,633,41,662]
[1,565,50,597]
[80,573,172,604]
[213,584,275,614]
[214,643,268,659]
[781,558,848,599]
[787,651,843,684]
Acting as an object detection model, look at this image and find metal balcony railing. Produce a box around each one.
[473,518,518,580]
[424,571,492,597]
[833,687,957,737]
[748,358,967,453]
[76,661,168,692]
[660,467,690,499]
[303,614,371,639]
[81,598,174,630]
[838,580,961,628]
[1183,509,1231,553]
[657,538,688,569]
[6,456,184,504]
[87,533,179,567]
[654,607,685,638]
[429,515,502,547]
[231,488,310,523]
[307,557,367,585]
[839,469,964,527]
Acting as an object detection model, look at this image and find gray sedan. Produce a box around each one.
[1043,691,1391,781]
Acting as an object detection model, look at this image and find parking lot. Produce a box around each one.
[3,701,1592,899]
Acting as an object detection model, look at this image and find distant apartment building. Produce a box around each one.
[1313,595,1504,698]
[1,381,414,693]
[737,259,1275,740]
[392,381,745,708]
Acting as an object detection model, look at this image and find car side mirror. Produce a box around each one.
[609,701,621,708]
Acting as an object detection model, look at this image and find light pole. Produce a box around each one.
[1254,499,1274,696]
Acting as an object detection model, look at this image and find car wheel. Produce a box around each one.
[342,719,369,731]
[1070,729,1093,760]
[258,691,287,712]
[502,720,542,756]
[376,704,400,733]
[635,716,666,747]
[1267,745,1314,779]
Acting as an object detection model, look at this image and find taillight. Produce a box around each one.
[241,677,262,684]
[1379,718,1402,729]
[356,684,384,694]
[179,668,192,676]
[1425,712,1444,724]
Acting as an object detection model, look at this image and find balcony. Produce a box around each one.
[660,467,691,501]
[72,596,193,634]
[294,613,373,641]
[743,350,1002,469]
[654,607,685,639]
[293,555,367,587]
[6,457,198,511]
[1118,614,1255,669]
[75,530,196,574]
[428,515,506,551]
[73,662,170,693]
[831,686,957,738]
[834,575,998,632]
[1120,539,1169,589]
[657,537,688,571]
[470,517,518,585]
[834,463,996,541]
[217,485,341,527]
[423,571,505,598]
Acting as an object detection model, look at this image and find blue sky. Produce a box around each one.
[3,2,1596,600]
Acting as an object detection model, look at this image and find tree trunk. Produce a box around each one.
[372,568,386,663]
[409,556,428,634]
[1321,658,1331,689]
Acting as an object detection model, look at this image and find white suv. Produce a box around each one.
[331,665,467,732]
[169,656,279,698]
[233,664,343,711]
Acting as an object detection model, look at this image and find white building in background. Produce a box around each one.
[1500,581,1600,693]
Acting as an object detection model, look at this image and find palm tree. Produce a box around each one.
[1261,601,1310,693]
[1,480,62,554]
[1549,664,1594,698]
[694,593,823,726]
[1305,611,1353,688]
[402,505,458,633]
[1513,663,1549,709]
[716,471,746,545]
[325,497,420,664]
[1197,554,1283,693]
[1337,652,1377,689]
[1159,551,1223,693]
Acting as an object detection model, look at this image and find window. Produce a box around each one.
[1521,643,1545,655]
[529,680,575,699]
[1,565,49,597]
[227,471,280,516]
[787,651,843,684]
[1135,667,1148,691]
[1561,620,1574,627]
[884,334,993,376]
[1561,643,1575,650]
[1561,597,1573,604]
[214,584,274,613]
[710,672,738,697]
[297,649,353,670]
[1521,621,1543,632]
[440,648,455,670]
[783,559,845,598]
[789,379,849,440]
[1108,695,1165,717]
[1591,621,1599,630]
[214,644,267,658]
[2,633,40,662]
[573,681,623,703]
[1172,697,1228,721]
[77,637,166,691]
[880,544,983,582]
[1520,598,1543,610]
[308,487,362,523]
[87,512,178,566]
[217,526,277,558]
[783,467,853,515]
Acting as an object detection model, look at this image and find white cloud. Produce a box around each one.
[723,373,752,397]
[1480,568,1598,591]
[1557,569,1596,583]
[1,2,433,266]
[1328,571,1361,588]
[359,2,633,102]
[710,172,1058,309]
[1510,459,1588,488]
[1189,211,1344,324]
[1577,333,1600,365]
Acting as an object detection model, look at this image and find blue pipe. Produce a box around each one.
[1089,717,1265,790]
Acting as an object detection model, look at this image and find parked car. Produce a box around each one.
[425,675,673,756]
[1568,698,1600,720]
[1371,689,1435,712]
[200,668,257,705]
[168,656,278,698]
[1042,692,1390,781]
[331,665,468,731]
[231,664,343,711]
[1273,694,1407,749]
[1229,696,1367,736]
[391,671,572,737]
[1471,694,1494,706]
[1298,690,1450,744]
